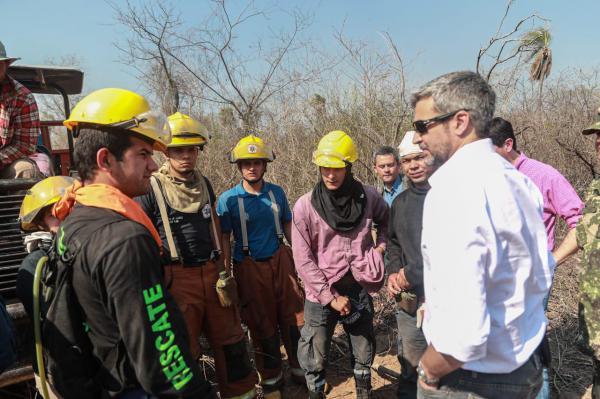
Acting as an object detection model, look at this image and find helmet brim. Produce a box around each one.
[312,154,347,168]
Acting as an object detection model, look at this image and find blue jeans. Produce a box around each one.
[297,282,375,394]
[536,287,552,399]
[417,352,543,399]
[396,309,427,398]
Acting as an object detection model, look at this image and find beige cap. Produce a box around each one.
[398,131,422,158]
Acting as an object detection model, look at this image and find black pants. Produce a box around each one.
[417,352,543,399]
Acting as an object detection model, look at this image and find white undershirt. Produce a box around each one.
[421,138,554,373]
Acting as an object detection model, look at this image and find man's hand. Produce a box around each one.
[418,377,439,391]
[387,273,402,296]
[419,344,463,381]
[397,268,411,290]
[374,246,385,255]
[330,296,351,316]
[387,269,411,296]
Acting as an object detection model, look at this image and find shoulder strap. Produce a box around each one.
[150,176,179,262]
[206,193,221,253]
[237,196,250,255]
[61,212,126,261]
[267,190,284,241]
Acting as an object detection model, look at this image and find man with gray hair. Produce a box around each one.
[410,71,553,398]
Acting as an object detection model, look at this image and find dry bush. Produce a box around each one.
[108,1,600,394]
[500,68,600,196]
[126,63,600,397]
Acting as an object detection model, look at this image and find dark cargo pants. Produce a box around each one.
[297,277,375,394]
[234,245,305,387]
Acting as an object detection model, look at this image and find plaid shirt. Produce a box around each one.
[0,76,40,166]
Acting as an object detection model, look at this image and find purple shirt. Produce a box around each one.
[291,185,388,305]
[515,152,583,250]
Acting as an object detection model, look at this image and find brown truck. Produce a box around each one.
[0,64,83,389]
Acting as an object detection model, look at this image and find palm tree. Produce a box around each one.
[521,27,552,111]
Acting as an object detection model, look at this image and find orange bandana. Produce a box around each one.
[53,181,162,250]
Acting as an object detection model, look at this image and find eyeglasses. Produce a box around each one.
[412,109,466,134]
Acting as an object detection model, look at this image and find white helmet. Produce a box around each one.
[398,131,423,158]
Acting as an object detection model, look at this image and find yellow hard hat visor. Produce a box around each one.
[19,194,62,231]
[168,133,208,148]
[66,110,171,152]
[312,149,348,168]
[110,110,171,151]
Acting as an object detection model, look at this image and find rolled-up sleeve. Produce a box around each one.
[548,173,584,229]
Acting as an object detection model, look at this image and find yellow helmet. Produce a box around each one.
[167,112,209,148]
[64,88,171,151]
[312,130,358,168]
[19,176,77,231]
[229,135,275,163]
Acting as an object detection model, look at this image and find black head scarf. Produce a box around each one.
[311,165,366,232]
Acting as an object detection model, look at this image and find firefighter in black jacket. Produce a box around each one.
[53,88,216,398]
[137,112,258,399]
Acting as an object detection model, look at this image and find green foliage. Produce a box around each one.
[521,27,553,82]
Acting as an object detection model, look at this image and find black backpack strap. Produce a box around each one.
[59,212,127,263]
[43,212,128,399]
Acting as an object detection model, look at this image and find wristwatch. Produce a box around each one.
[417,361,439,387]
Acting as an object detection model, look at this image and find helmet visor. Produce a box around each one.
[110,110,171,151]
[19,195,61,231]
[312,149,349,168]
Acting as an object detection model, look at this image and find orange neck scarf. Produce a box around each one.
[53,181,162,249]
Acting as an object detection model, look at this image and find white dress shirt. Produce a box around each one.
[421,138,554,374]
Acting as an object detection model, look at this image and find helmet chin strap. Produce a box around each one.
[243,168,266,185]
[243,176,264,185]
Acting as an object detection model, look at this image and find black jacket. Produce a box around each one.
[60,204,215,398]
[387,182,429,298]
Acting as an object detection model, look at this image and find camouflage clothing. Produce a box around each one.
[578,178,600,359]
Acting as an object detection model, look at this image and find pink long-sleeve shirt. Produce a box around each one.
[515,153,584,250]
[291,184,388,305]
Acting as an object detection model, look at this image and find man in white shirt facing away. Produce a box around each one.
[410,70,554,399]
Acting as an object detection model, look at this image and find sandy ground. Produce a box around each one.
[281,352,399,398]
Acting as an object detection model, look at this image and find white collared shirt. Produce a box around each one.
[421,138,554,374]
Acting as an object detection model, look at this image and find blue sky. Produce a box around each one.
[2,0,599,95]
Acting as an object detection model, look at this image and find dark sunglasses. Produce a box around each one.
[412,109,467,134]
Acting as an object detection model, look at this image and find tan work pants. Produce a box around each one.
[166,261,258,398]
